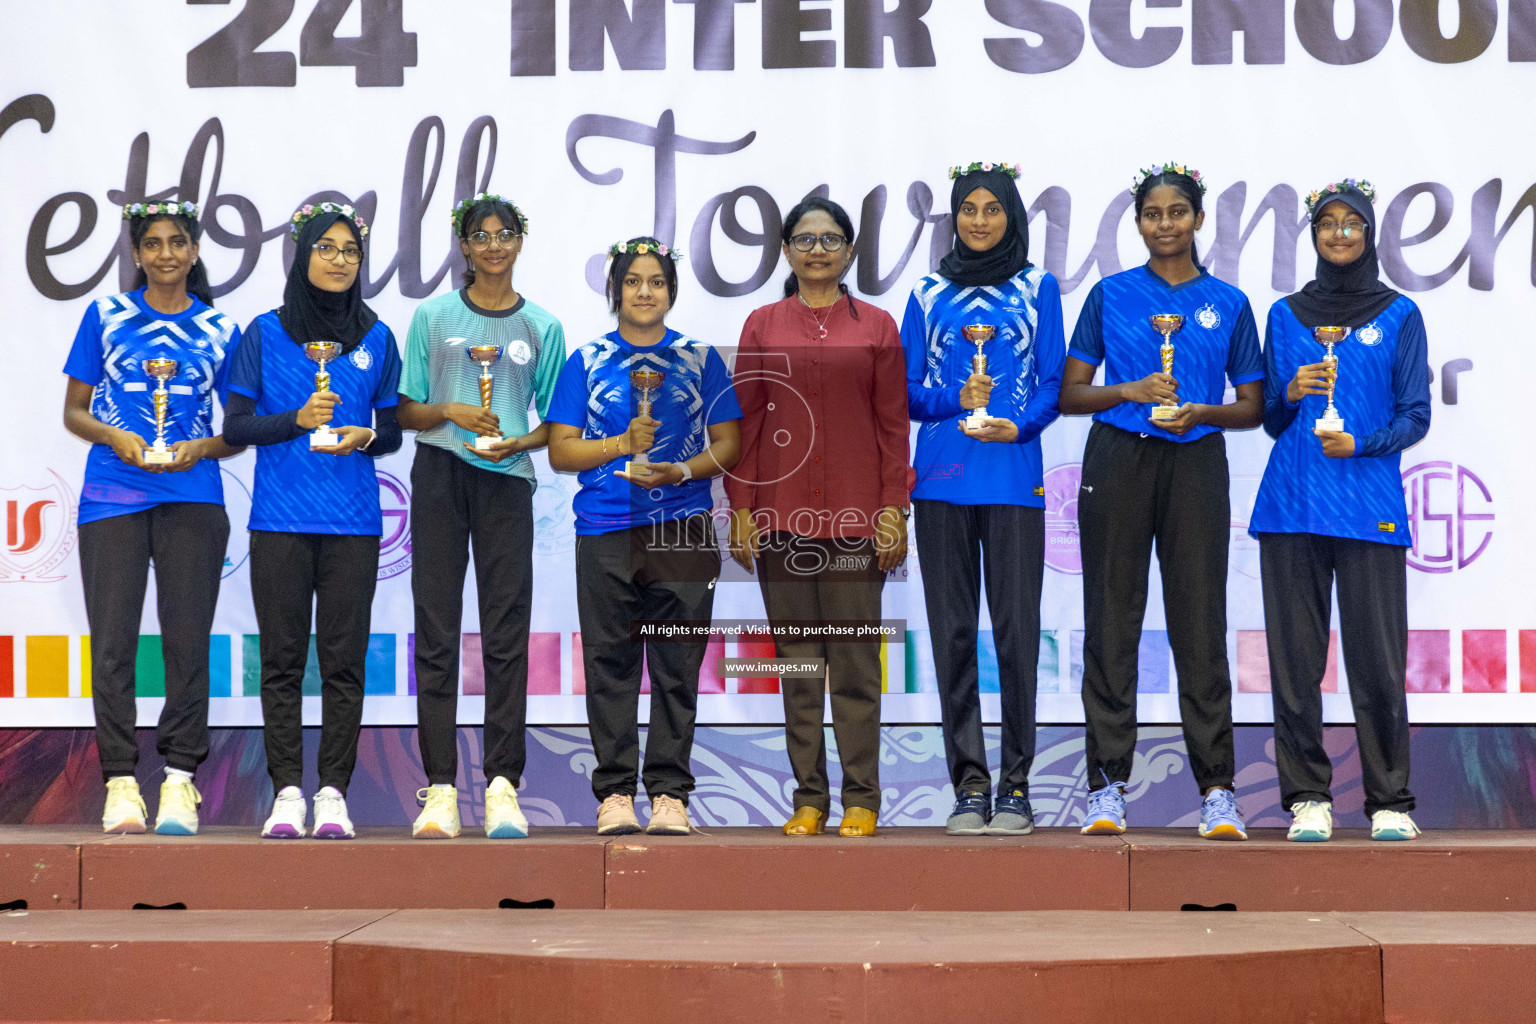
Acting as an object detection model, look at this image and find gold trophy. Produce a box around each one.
[304,341,342,448]
[142,358,179,465]
[626,368,666,477]
[1313,326,1349,433]
[961,323,996,430]
[1149,314,1184,422]
[466,345,504,451]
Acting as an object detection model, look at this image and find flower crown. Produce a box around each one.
[1305,179,1376,215]
[608,239,683,262]
[1131,163,1206,196]
[122,200,198,221]
[289,201,369,241]
[948,161,1020,180]
[450,191,528,236]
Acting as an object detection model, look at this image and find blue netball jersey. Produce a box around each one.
[62,290,239,526]
[224,312,401,535]
[1249,297,1430,545]
[901,266,1065,507]
[1069,264,1263,442]
[546,328,741,535]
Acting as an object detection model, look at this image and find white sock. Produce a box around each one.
[166,767,193,782]
[106,774,136,783]
[430,783,455,792]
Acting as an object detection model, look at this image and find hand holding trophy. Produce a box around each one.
[142,358,180,465]
[1148,314,1184,422]
[1312,326,1349,433]
[961,323,997,430]
[466,345,505,451]
[625,369,665,477]
[304,341,342,448]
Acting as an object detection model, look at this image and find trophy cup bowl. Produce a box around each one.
[960,324,997,429]
[466,345,505,451]
[1313,326,1349,433]
[626,369,666,477]
[142,357,180,464]
[1148,314,1185,422]
[305,341,343,448]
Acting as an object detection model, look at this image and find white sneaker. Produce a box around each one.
[484,776,529,839]
[412,785,461,839]
[1287,800,1333,842]
[1371,809,1421,841]
[155,775,201,835]
[103,777,147,834]
[312,785,355,839]
[262,786,307,838]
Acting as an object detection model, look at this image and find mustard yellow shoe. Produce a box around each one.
[782,806,827,836]
[837,806,877,837]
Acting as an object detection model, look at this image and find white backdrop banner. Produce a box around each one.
[1,0,1533,727]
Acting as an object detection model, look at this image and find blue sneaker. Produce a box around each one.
[945,791,990,836]
[1080,783,1126,835]
[1199,787,1248,840]
[985,790,1034,836]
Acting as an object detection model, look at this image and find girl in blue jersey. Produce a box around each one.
[900,161,1064,837]
[546,237,742,837]
[63,201,242,836]
[1060,164,1263,840]
[223,203,402,839]
[1251,179,1427,842]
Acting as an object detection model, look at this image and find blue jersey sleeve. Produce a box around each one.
[1016,272,1065,445]
[1226,299,1265,386]
[1261,304,1301,440]
[1067,281,1105,366]
[545,350,590,428]
[225,318,264,401]
[702,346,742,424]
[901,289,964,422]
[213,324,239,397]
[62,300,105,385]
[1355,307,1431,458]
[371,327,402,409]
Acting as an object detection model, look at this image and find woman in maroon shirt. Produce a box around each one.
[725,197,911,837]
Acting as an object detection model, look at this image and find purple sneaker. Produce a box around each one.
[312,786,355,839]
[261,787,307,839]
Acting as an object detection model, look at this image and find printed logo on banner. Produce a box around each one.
[533,474,577,556]
[0,470,77,583]
[1356,323,1383,346]
[350,347,373,370]
[377,471,412,581]
[220,466,252,579]
[1403,461,1495,573]
[1042,463,1082,575]
[1195,304,1221,330]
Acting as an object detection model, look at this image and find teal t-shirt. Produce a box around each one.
[399,289,565,484]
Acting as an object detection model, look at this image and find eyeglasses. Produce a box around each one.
[1317,219,1367,237]
[312,242,363,264]
[789,232,847,252]
[468,229,521,250]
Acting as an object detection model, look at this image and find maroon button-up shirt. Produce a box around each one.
[724,294,911,539]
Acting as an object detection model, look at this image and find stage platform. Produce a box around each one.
[4,826,1533,913]
[5,907,1536,1022]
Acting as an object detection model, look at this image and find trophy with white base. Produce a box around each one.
[467,345,504,451]
[1313,326,1349,433]
[1149,314,1184,423]
[961,323,996,430]
[305,341,342,448]
[626,369,665,477]
[142,358,179,465]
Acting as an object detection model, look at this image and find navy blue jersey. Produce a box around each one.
[62,290,238,526]
[1250,296,1430,545]
[224,312,401,535]
[901,267,1064,507]
[546,329,741,536]
[1069,264,1263,442]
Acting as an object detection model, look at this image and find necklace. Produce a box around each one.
[799,292,834,339]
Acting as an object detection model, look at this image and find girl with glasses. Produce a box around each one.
[725,197,911,838]
[1249,179,1427,843]
[398,193,564,840]
[223,202,403,839]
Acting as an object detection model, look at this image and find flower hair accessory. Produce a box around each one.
[608,239,684,262]
[122,200,198,220]
[1130,163,1206,197]
[948,161,1021,181]
[450,191,528,236]
[1305,178,1377,215]
[289,201,369,241]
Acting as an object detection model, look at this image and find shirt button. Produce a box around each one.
[814,489,821,496]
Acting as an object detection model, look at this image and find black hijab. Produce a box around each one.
[1285,189,1400,329]
[938,167,1032,288]
[280,210,378,352]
